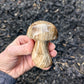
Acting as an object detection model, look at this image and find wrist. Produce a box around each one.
[0,71,16,83]
[0,69,19,78]
[7,71,20,79]
[0,51,18,79]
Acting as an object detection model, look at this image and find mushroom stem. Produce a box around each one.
[32,41,52,69]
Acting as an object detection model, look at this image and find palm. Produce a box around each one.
[9,55,34,78]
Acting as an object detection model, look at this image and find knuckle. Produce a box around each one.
[17,35,23,39]
[17,35,26,39]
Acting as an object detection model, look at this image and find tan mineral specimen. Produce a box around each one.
[27,21,58,69]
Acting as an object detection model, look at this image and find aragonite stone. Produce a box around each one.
[27,21,58,69]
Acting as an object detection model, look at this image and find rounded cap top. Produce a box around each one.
[27,21,58,41]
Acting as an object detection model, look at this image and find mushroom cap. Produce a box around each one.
[27,21,58,41]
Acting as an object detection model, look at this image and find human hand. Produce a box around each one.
[0,35,57,78]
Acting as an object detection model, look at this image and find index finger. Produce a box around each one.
[12,35,34,45]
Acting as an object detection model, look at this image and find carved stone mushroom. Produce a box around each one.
[27,21,58,69]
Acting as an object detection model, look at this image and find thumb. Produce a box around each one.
[11,40,34,56]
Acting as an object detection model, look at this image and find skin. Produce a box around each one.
[0,35,57,78]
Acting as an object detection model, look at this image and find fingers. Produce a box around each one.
[8,35,35,56]
[48,42,56,51]
[48,42,57,57]
[8,39,34,56]
[13,35,34,45]
[50,50,57,57]
[17,40,34,55]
